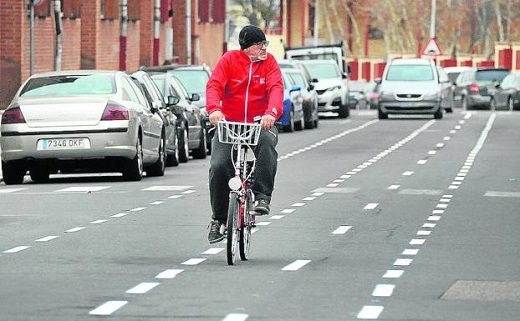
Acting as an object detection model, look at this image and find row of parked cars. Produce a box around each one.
[0,65,212,185]
[344,59,519,120]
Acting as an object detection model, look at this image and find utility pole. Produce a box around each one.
[429,0,436,38]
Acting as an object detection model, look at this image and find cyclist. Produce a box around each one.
[206,25,284,244]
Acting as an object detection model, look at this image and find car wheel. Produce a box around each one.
[378,107,388,119]
[283,108,295,132]
[294,110,304,131]
[122,136,144,181]
[434,108,443,119]
[508,97,514,111]
[30,165,50,183]
[192,127,207,159]
[166,131,180,167]
[338,103,349,118]
[146,135,166,177]
[178,126,189,163]
[2,160,26,185]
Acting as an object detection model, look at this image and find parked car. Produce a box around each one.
[282,67,319,129]
[443,66,471,109]
[278,70,304,132]
[148,72,207,162]
[0,70,167,184]
[297,59,350,118]
[453,67,510,110]
[491,71,520,111]
[348,80,369,109]
[168,64,213,152]
[377,58,453,119]
[132,70,180,166]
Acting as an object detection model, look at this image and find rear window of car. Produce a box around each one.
[303,63,340,79]
[386,65,434,81]
[20,75,115,97]
[475,70,510,82]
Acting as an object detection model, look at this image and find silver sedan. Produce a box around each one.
[0,70,166,184]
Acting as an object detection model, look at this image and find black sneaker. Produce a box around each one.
[254,199,270,216]
[208,220,225,244]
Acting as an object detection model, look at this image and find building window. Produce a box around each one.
[128,0,140,21]
[160,0,172,22]
[100,0,119,20]
[34,0,51,18]
[62,0,81,19]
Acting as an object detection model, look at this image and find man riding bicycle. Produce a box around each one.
[206,25,284,244]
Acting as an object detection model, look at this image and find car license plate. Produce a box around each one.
[38,138,91,150]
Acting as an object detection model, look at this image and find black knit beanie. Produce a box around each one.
[239,25,266,50]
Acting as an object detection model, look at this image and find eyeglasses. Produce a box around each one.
[254,41,269,48]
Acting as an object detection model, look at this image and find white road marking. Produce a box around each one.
[340,175,352,179]
[111,213,128,218]
[485,191,520,198]
[168,195,183,199]
[334,179,345,183]
[383,270,404,278]
[428,215,441,221]
[56,186,110,192]
[357,305,384,319]
[3,246,31,253]
[65,227,85,233]
[126,282,160,294]
[142,185,193,191]
[417,230,431,236]
[156,269,184,279]
[256,221,271,226]
[417,160,427,165]
[443,136,451,141]
[364,203,379,210]
[292,203,305,207]
[202,248,224,255]
[433,209,444,214]
[35,236,59,242]
[388,185,400,190]
[182,258,206,265]
[394,258,413,266]
[270,215,285,220]
[409,239,426,245]
[130,207,146,212]
[402,249,419,255]
[282,260,311,271]
[436,204,448,209]
[89,301,128,315]
[0,188,27,193]
[372,284,395,297]
[402,171,414,176]
[182,190,196,194]
[332,225,352,234]
[428,150,437,155]
[280,209,295,214]
[422,223,436,228]
[222,313,249,321]
[90,219,107,224]
[327,183,339,187]
[150,201,164,205]
[436,143,445,148]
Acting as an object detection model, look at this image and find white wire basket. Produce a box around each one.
[217,121,261,146]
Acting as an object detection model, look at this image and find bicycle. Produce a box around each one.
[216,120,262,265]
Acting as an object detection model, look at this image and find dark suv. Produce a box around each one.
[453,67,510,110]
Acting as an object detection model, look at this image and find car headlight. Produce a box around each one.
[326,85,342,92]
[423,92,441,101]
[379,91,394,100]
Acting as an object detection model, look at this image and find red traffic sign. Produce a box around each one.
[422,38,442,56]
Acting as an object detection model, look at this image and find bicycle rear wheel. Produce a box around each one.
[239,190,254,260]
[226,193,240,265]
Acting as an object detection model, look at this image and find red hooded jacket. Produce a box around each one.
[206,50,284,123]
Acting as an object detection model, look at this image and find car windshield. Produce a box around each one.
[304,63,340,79]
[475,70,510,83]
[170,70,209,95]
[150,77,166,96]
[386,65,434,81]
[19,75,115,97]
[447,72,461,83]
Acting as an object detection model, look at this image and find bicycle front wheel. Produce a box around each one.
[226,193,240,265]
[239,190,255,260]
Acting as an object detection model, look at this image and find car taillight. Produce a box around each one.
[469,83,479,94]
[1,107,26,124]
[101,103,129,121]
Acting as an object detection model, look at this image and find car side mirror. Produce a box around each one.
[309,84,315,91]
[311,78,319,83]
[191,93,201,102]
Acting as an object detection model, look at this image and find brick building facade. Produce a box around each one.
[0,0,228,109]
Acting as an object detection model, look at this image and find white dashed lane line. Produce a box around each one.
[89,301,128,316]
[282,260,311,271]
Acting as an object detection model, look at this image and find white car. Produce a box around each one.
[1,70,166,184]
[297,59,350,118]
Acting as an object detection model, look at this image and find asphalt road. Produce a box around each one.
[1,109,519,321]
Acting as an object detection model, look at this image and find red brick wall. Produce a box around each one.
[126,21,141,71]
[139,0,154,67]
